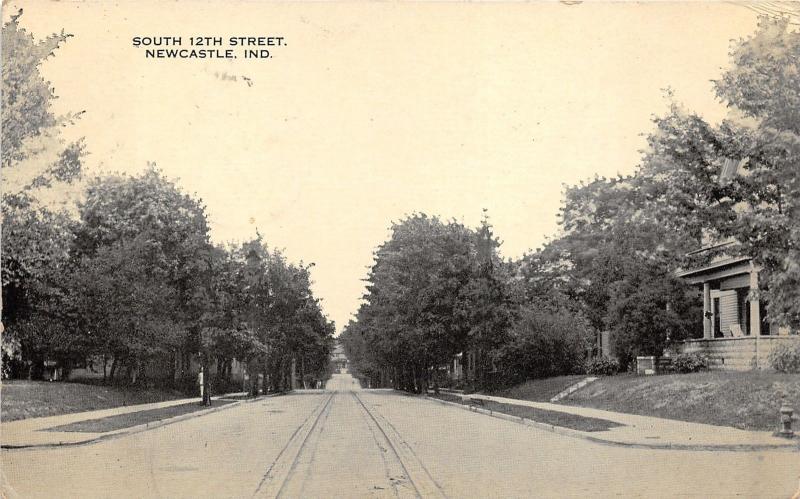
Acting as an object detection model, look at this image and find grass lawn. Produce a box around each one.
[483,401,623,432]
[429,393,622,432]
[490,375,587,402]
[218,393,255,401]
[558,371,800,432]
[1,380,188,422]
[431,392,464,404]
[44,400,234,433]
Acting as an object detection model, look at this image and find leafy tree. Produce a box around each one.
[67,236,182,383]
[524,173,702,368]
[603,258,699,368]
[194,244,265,399]
[1,14,334,389]
[345,214,517,392]
[218,236,333,396]
[381,215,478,391]
[1,12,86,376]
[2,207,81,379]
[65,168,211,383]
[340,319,382,386]
[533,16,800,368]
[631,17,800,329]
[457,213,513,388]
[624,23,800,254]
[1,9,79,167]
[636,101,737,253]
[542,176,643,331]
[711,17,800,328]
[2,11,86,220]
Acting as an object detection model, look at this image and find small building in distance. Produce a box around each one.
[331,341,348,372]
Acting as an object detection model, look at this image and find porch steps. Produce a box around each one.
[550,377,598,403]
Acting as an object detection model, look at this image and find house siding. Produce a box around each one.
[720,274,749,290]
[718,291,739,336]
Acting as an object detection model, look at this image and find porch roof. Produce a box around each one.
[676,256,752,284]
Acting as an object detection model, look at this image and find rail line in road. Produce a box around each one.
[6,381,798,498]
[252,392,335,498]
[351,392,448,499]
[252,389,447,499]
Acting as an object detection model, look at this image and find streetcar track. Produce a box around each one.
[351,392,419,498]
[254,389,447,499]
[351,392,448,499]
[280,393,335,498]
[252,393,335,498]
[364,399,448,497]
[352,393,407,499]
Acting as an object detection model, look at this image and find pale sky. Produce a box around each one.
[10,1,761,332]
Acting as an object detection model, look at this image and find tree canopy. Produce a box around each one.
[344,16,800,387]
[4,12,798,392]
[1,14,334,389]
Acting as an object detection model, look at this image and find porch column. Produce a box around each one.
[749,265,761,337]
[703,282,713,339]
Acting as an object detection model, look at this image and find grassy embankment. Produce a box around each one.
[433,375,621,431]
[1,380,188,422]
[499,371,800,431]
[44,399,234,433]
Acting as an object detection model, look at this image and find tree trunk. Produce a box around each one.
[130,360,140,385]
[202,358,211,406]
[109,357,118,383]
[301,357,306,389]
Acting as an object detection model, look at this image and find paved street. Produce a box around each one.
[2,373,798,498]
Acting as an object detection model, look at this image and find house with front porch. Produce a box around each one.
[675,241,798,370]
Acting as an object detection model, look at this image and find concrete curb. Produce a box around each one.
[424,395,799,453]
[2,392,280,451]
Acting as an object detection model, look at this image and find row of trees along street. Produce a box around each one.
[1,12,335,401]
[341,17,800,392]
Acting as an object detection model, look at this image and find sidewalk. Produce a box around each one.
[429,392,800,452]
[1,392,249,449]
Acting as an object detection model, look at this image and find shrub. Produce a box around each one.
[495,305,593,386]
[604,270,700,371]
[671,353,708,374]
[768,343,800,373]
[586,356,619,376]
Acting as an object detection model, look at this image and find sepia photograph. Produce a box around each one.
[1,1,799,497]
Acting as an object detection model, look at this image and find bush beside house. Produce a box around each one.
[769,343,800,373]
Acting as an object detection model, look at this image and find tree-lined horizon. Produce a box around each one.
[342,16,800,390]
[1,13,334,395]
[3,12,799,393]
